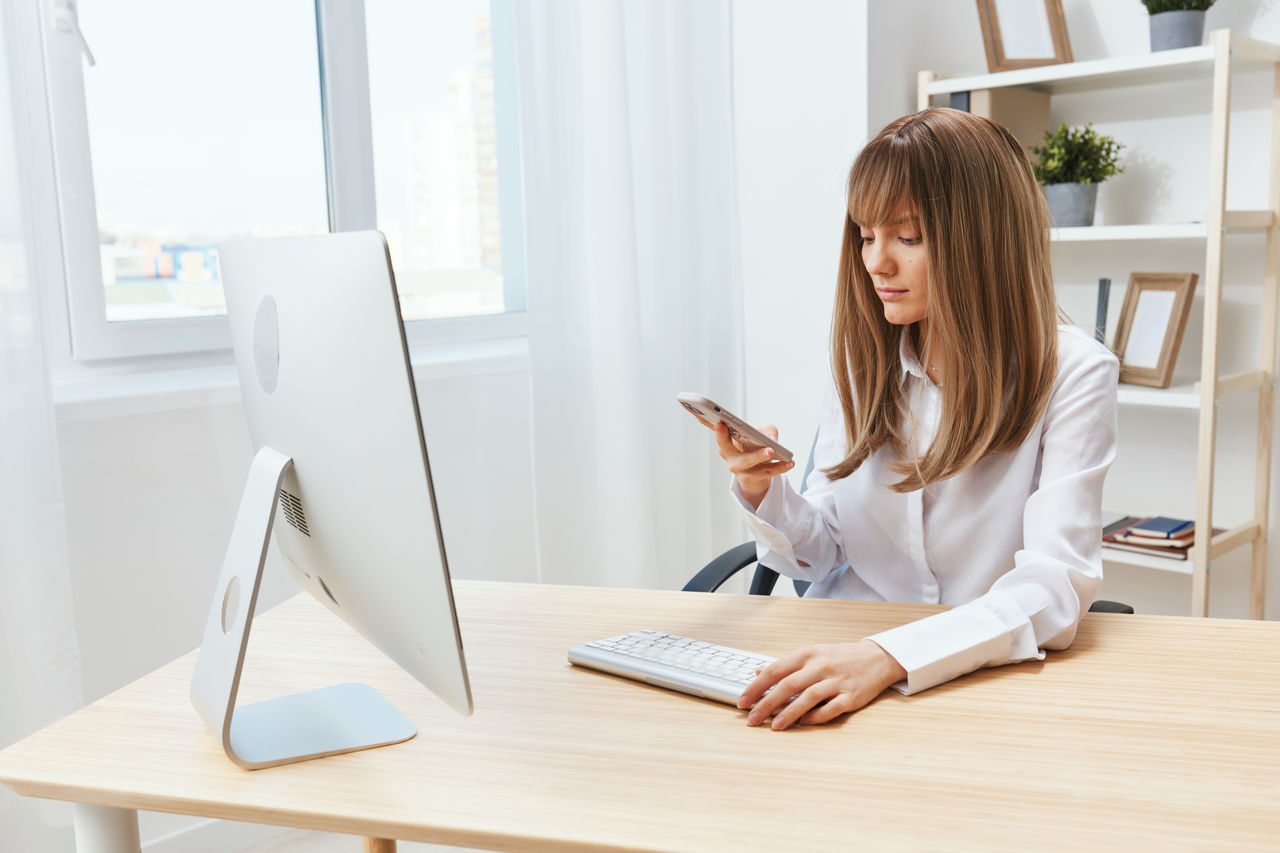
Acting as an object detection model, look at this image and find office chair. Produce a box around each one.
[684,430,1134,615]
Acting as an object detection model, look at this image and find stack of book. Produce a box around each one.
[1102,516,1195,561]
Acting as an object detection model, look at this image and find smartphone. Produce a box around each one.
[676,392,794,462]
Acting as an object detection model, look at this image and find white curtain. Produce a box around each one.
[514,0,745,589]
[0,8,84,848]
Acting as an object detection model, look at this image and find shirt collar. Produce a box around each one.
[899,328,926,383]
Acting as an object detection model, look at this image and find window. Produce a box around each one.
[83,0,330,325]
[41,0,524,360]
[367,0,513,321]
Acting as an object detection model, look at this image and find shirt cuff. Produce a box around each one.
[728,476,799,570]
[864,593,1046,695]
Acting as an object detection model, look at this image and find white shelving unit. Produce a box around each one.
[919,30,1280,617]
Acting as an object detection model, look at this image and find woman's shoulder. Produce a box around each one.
[1050,324,1120,401]
[1056,324,1119,372]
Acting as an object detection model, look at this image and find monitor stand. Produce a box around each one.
[190,446,416,770]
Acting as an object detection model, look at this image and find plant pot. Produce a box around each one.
[1149,10,1206,51]
[1043,182,1098,228]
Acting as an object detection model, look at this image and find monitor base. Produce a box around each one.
[229,682,415,768]
[190,446,417,770]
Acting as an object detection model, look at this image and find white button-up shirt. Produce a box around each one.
[733,325,1119,694]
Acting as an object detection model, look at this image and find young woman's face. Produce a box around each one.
[858,212,928,326]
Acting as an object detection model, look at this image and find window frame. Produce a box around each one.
[39,0,525,362]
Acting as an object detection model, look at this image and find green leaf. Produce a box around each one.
[1029,123,1124,185]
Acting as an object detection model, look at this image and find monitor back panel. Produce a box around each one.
[218,231,472,717]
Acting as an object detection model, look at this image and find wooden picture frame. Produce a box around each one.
[975,0,1074,73]
[1112,272,1198,388]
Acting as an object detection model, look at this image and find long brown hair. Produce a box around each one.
[826,107,1058,492]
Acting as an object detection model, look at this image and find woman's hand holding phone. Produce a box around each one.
[677,393,794,509]
[707,420,794,510]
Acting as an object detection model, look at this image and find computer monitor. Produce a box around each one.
[190,231,472,770]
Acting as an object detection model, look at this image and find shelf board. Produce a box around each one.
[1052,223,1206,242]
[924,33,1276,97]
[1116,382,1201,409]
[1050,213,1272,242]
[1114,371,1266,409]
[1101,546,1194,575]
[927,45,1216,96]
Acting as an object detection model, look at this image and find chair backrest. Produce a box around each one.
[801,425,820,488]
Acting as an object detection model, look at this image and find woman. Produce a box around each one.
[713,108,1119,730]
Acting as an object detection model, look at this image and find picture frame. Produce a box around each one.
[1111,272,1198,388]
[975,0,1074,74]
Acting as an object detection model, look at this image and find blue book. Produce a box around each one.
[1127,516,1194,539]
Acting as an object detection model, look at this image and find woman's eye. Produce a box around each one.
[900,236,922,245]
[860,235,874,244]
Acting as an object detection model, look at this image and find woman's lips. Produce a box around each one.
[876,287,908,302]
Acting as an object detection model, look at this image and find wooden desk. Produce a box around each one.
[2,581,1279,851]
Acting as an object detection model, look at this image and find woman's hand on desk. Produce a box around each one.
[705,420,794,509]
[737,640,907,731]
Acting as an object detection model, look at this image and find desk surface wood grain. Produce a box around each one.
[2,581,1279,851]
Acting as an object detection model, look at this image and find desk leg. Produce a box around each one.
[363,838,396,853]
[72,804,141,853]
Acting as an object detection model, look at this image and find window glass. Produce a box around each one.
[365,1,505,321]
[79,0,328,322]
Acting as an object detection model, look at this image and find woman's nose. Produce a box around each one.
[864,241,895,277]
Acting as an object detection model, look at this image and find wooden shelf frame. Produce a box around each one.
[920,30,1280,619]
[1193,30,1279,619]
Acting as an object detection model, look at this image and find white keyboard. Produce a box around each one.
[568,629,776,706]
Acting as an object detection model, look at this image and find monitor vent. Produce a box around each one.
[277,488,311,537]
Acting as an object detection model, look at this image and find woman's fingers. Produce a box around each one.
[740,653,822,724]
[726,445,780,472]
[737,653,803,709]
[735,459,795,483]
[712,424,793,475]
[711,422,741,454]
[770,680,840,731]
[798,694,857,727]
[744,670,819,726]
[712,422,783,459]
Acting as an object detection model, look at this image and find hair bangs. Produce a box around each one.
[847,136,917,229]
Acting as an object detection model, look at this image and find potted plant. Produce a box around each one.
[1140,0,1216,51]
[1030,123,1124,228]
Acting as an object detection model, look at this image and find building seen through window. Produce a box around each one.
[369,2,507,321]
